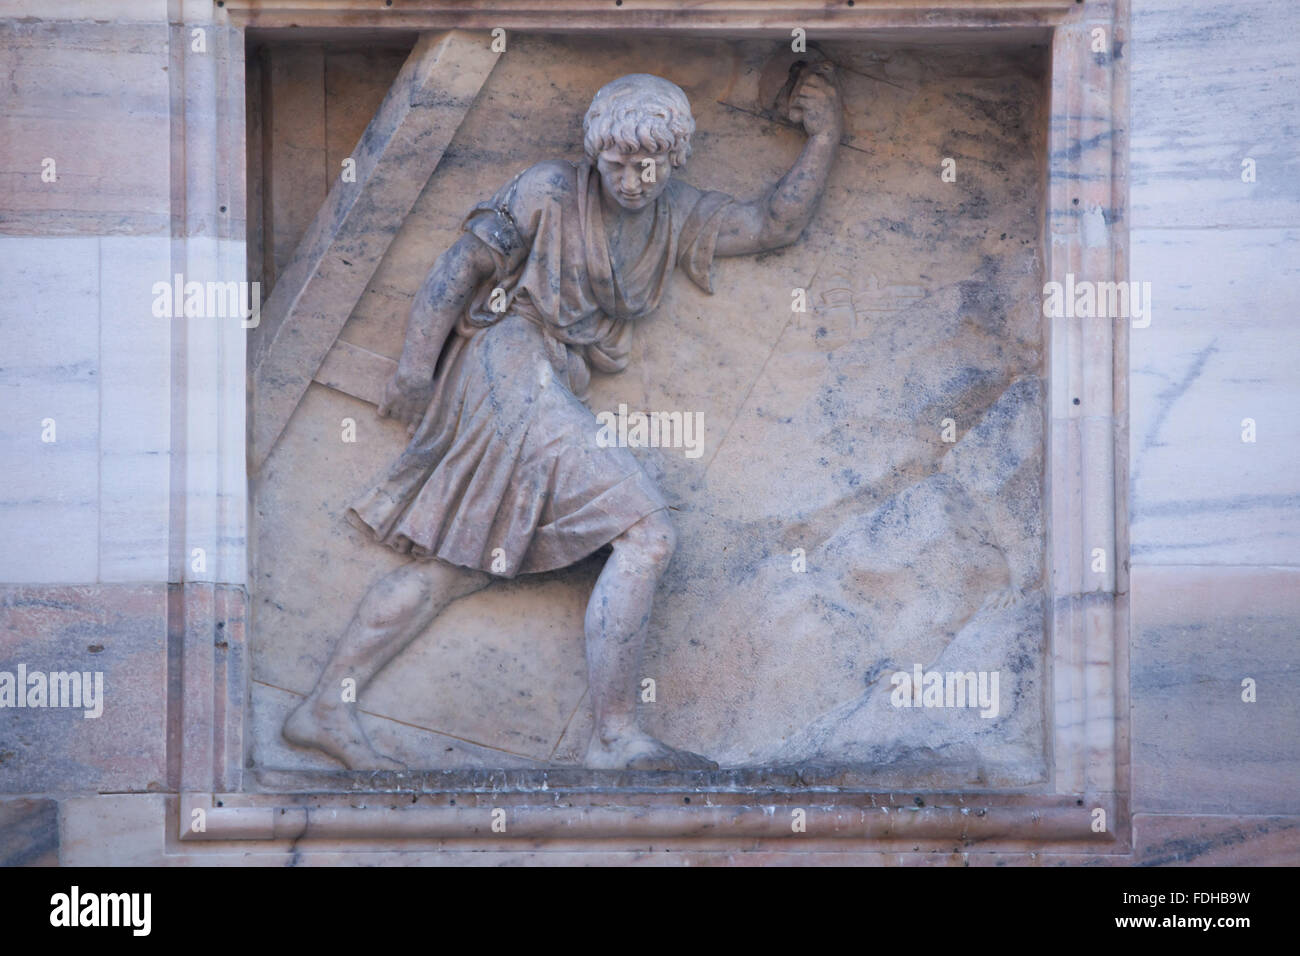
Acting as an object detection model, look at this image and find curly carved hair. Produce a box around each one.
[582,74,695,168]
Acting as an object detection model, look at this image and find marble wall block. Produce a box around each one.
[57,793,170,867]
[0,236,178,584]
[1132,814,1300,866]
[1125,0,1300,850]
[1129,229,1300,565]
[0,798,58,866]
[1130,0,1300,229]
[0,237,101,583]
[1131,566,1300,815]
[0,19,172,236]
[98,237,174,582]
[0,585,169,793]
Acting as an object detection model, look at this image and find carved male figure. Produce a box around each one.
[284,67,843,770]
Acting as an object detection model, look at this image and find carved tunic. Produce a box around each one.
[346,159,734,576]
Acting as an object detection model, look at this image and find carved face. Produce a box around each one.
[596,147,672,211]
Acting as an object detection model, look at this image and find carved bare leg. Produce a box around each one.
[284,558,490,770]
[583,512,718,771]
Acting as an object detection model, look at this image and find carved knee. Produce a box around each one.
[621,511,676,570]
[360,565,434,629]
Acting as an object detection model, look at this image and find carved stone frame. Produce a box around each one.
[171,0,1129,854]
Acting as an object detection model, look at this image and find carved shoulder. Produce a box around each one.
[665,175,702,203]
[493,159,579,239]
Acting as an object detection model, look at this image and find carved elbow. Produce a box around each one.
[763,223,804,251]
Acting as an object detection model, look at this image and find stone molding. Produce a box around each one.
[171,0,1131,850]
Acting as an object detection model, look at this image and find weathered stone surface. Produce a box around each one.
[58,794,167,867]
[260,45,328,291]
[0,237,101,583]
[1131,566,1300,815]
[0,236,175,584]
[1129,229,1300,565]
[1130,0,1300,229]
[0,20,171,236]
[0,585,168,793]
[0,798,58,866]
[1133,814,1300,867]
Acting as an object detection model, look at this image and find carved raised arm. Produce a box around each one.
[714,63,844,257]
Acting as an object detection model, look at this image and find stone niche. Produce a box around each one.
[249,33,1048,786]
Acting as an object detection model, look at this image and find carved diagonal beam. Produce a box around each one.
[251,29,500,471]
[313,340,398,408]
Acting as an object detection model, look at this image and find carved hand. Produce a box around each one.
[377,370,435,435]
[793,64,843,139]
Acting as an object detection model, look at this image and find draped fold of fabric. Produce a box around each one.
[346,159,735,577]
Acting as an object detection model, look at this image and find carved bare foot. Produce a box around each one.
[283,696,406,771]
[585,730,718,771]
